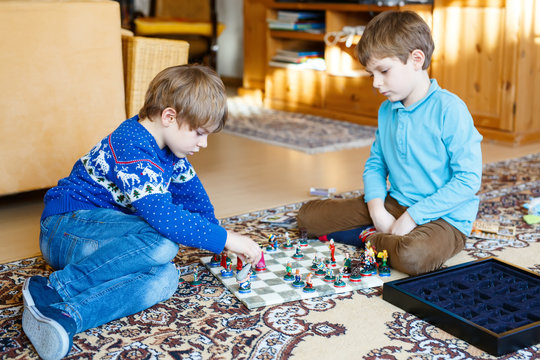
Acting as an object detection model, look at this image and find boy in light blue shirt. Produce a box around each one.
[297,10,482,276]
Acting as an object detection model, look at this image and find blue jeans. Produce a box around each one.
[39,209,180,332]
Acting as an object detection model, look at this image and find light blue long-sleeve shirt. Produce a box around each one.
[363,79,483,236]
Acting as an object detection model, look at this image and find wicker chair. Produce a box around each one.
[121,32,190,118]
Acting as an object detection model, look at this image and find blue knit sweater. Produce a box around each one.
[42,117,227,254]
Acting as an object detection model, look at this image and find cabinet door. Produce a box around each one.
[243,0,267,91]
[431,0,518,132]
[325,75,385,119]
[265,67,324,108]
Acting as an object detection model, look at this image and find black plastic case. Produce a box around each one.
[383,257,540,356]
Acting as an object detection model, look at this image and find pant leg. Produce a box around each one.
[39,209,181,332]
[52,262,179,332]
[369,197,467,275]
[370,219,466,275]
[298,195,466,275]
[297,196,372,237]
[40,209,179,299]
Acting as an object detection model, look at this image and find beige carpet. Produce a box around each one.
[0,153,539,359]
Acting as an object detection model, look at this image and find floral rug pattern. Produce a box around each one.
[225,97,376,154]
[0,153,539,359]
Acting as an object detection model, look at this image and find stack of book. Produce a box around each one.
[267,10,325,32]
[269,49,326,70]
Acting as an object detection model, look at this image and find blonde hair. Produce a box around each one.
[139,64,227,132]
[356,11,434,70]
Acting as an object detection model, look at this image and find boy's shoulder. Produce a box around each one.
[108,118,157,158]
[424,79,469,110]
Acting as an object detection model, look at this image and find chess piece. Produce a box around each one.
[220,259,234,278]
[266,234,277,252]
[236,264,252,294]
[255,251,267,272]
[377,250,391,277]
[333,269,346,288]
[303,273,315,293]
[325,239,337,267]
[292,245,304,260]
[315,258,326,277]
[283,262,294,282]
[292,269,304,288]
[209,253,221,267]
[236,256,243,271]
[220,251,231,269]
[299,229,309,247]
[323,264,336,282]
[349,259,363,283]
[311,255,319,271]
[190,266,202,287]
[282,231,293,249]
[342,252,351,278]
[361,242,377,276]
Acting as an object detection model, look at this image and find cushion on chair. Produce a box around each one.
[134,17,225,37]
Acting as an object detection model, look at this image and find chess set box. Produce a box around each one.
[383,257,540,356]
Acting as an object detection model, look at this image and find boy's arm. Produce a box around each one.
[364,128,396,232]
[406,103,483,227]
[169,159,219,224]
[133,193,227,254]
[363,128,389,203]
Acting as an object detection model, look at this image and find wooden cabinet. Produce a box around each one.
[243,0,540,145]
[431,0,540,145]
[243,1,431,122]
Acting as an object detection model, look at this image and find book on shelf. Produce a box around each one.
[276,49,324,57]
[271,49,324,64]
[267,19,325,31]
[269,58,326,71]
[276,10,324,22]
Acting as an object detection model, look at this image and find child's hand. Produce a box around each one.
[367,198,396,233]
[389,211,417,236]
[224,231,262,266]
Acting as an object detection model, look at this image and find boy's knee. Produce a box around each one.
[144,263,179,305]
[297,200,325,236]
[148,238,179,265]
[386,236,444,276]
[160,262,180,300]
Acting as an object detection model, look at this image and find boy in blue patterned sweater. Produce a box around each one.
[22,64,263,360]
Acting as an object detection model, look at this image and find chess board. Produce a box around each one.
[201,240,383,309]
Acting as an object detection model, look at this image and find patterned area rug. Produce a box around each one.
[1,153,539,359]
[225,96,376,154]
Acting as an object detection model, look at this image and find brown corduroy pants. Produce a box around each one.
[297,195,466,276]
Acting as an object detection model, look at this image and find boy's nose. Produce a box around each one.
[372,74,383,89]
[198,135,208,148]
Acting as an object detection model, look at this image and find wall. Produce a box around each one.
[216,0,244,78]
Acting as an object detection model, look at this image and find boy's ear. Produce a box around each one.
[160,107,177,127]
[410,49,426,70]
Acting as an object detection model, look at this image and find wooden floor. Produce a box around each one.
[1,122,538,264]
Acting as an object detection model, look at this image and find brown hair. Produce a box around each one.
[139,64,227,132]
[356,10,434,70]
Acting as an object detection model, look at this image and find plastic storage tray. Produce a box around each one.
[383,257,540,356]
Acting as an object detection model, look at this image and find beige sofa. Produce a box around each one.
[0,0,189,196]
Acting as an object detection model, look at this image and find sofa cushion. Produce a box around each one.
[0,0,126,195]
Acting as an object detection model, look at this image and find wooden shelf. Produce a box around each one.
[266,1,431,12]
[243,0,540,145]
[270,30,325,41]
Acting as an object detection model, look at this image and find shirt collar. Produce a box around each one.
[391,79,440,111]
